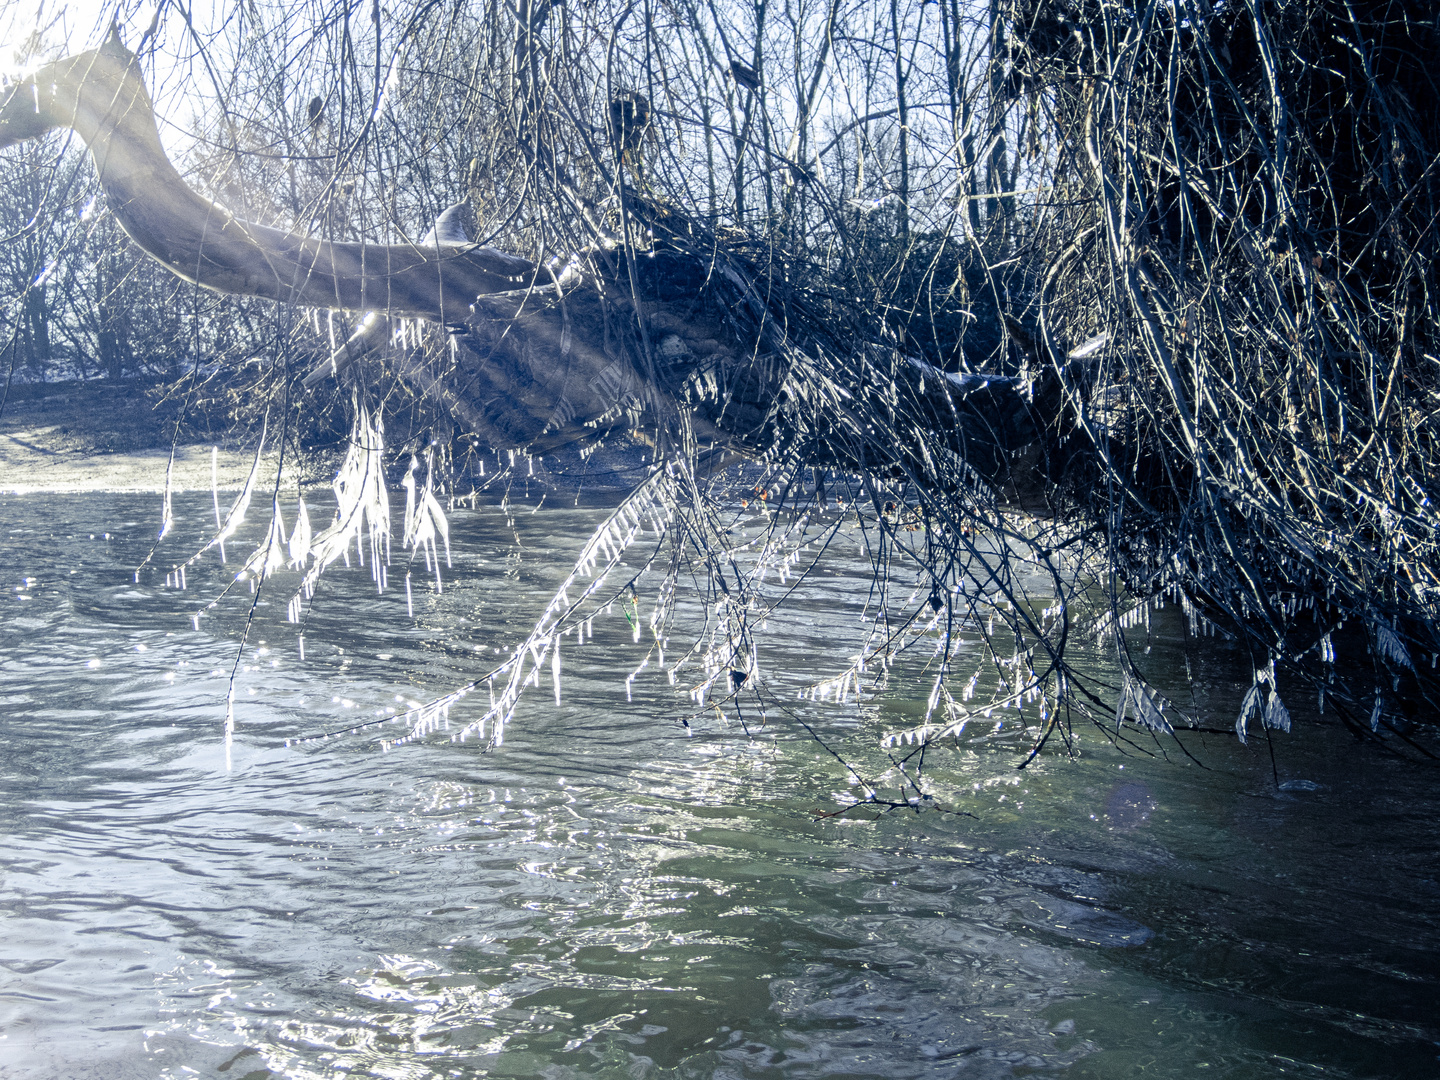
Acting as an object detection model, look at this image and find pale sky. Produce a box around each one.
[1,0,233,155]
[3,0,151,62]
[1,1,231,93]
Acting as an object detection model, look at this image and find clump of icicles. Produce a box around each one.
[382,464,680,750]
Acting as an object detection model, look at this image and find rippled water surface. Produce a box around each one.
[1,491,1438,1079]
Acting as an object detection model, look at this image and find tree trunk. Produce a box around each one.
[0,34,1053,491]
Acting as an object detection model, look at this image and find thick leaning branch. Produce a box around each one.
[0,35,1058,485]
[0,36,536,318]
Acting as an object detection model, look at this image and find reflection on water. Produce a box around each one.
[0,492,1437,1079]
[1103,783,1158,830]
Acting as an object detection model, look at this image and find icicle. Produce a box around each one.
[296,406,391,599]
[289,498,312,569]
[552,634,562,705]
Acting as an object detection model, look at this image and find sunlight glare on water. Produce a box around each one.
[0,491,1437,1079]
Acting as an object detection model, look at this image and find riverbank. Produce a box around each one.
[0,377,315,493]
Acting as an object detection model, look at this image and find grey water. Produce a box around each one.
[1,491,1438,1079]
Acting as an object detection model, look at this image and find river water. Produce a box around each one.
[1,490,1437,1079]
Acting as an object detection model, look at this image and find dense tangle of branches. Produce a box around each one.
[2,0,1437,789]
